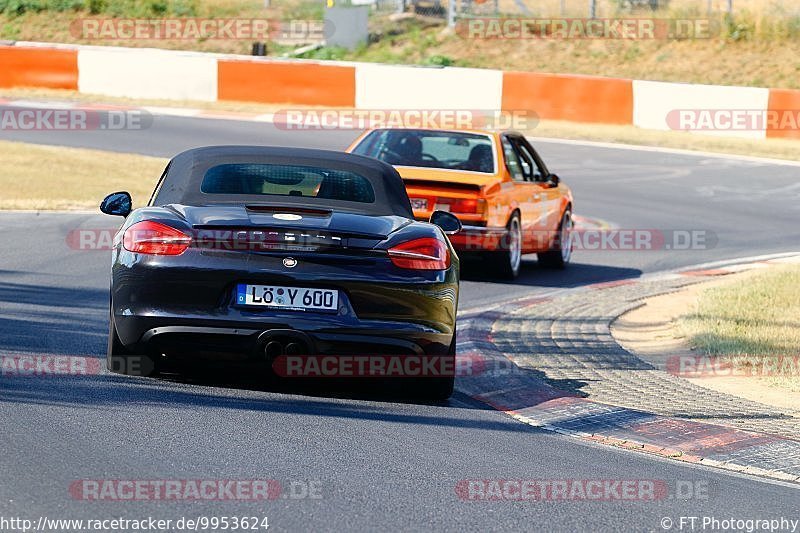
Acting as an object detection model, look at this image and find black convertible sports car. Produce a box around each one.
[101,146,462,398]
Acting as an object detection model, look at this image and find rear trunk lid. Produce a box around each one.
[168,204,411,251]
[395,169,500,224]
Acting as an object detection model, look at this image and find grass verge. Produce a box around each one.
[678,265,800,391]
[0,140,166,210]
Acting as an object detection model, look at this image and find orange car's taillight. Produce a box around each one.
[436,198,487,216]
[123,221,191,255]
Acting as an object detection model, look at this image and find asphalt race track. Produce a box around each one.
[1,111,799,530]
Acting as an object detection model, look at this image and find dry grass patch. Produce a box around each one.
[678,265,800,391]
[0,140,166,210]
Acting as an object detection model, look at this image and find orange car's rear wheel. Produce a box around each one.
[538,208,573,269]
[483,213,522,280]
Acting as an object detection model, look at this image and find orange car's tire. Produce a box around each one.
[538,208,573,269]
[483,214,522,280]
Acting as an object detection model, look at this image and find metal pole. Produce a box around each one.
[589,0,596,19]
[727,0,733,13]
[397,0,405,14]
[448,0,456,28]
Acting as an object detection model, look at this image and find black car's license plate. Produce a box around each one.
[237,284,338,311]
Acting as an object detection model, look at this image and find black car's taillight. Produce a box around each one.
[387,237,450,270]
[123,221,191,256]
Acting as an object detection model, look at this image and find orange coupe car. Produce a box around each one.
[347,128,574,279]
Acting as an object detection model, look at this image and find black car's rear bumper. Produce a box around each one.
[111,246,458,362]
[116,312,453,361]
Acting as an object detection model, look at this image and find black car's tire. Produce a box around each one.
[107,313,158,377]
[483,213,522,280]
[422,376,455,400]
[408,331,456,400]
[538,208,573,269]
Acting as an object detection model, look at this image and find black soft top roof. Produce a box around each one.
[150,145,414,218]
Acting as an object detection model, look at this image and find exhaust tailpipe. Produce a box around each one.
[284,342,305,355]
[264,341,284,358]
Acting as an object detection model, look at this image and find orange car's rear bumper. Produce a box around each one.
[448,225,509,253]
[447,225,557,253]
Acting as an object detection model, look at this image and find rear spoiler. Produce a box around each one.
[402,179,482,192]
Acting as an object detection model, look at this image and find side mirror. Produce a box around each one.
[100,191,132,217]
[546,174,560,188]
[430,210,462,235]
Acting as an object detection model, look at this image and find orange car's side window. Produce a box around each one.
[501,138,524,181]
[516,142,545,182]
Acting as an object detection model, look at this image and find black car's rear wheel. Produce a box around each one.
[107,312,158,377]
[412,330,456,400]
[421,376,455,400]
[538,208,573,269]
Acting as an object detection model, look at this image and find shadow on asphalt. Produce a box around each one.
[0,371,543,434]
[460,258,642,288]
[0,280,107,310]
[0,263,637,417]
[0,280,107,354]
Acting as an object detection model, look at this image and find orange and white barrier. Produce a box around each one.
[502,70,632,124]
[1,41,799,141]
[632,80,771,140]
[355,63,503,110]
[218,57,355,106]
[0,45,78,90]
[78,46,217,101]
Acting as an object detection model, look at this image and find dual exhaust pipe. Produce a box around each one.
[263,340,306,358]
[258,329,313,360]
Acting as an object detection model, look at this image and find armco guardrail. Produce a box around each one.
[1,41,798,140]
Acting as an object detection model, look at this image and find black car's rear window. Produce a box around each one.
[201,163,376,204]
